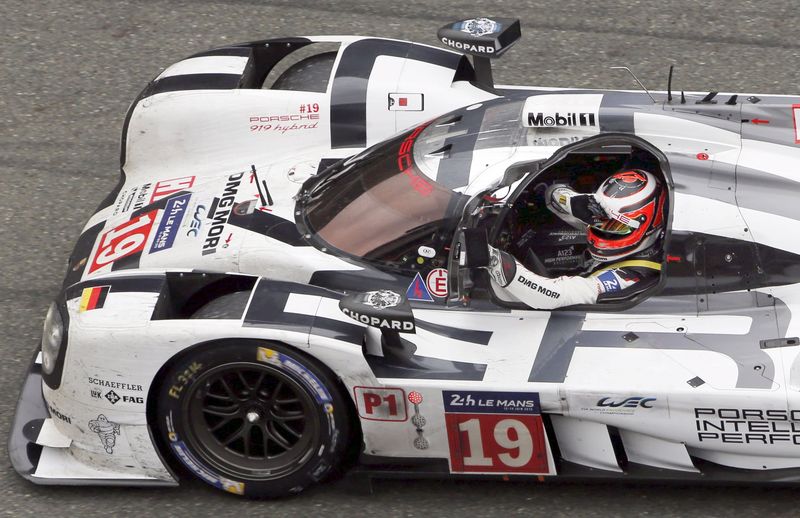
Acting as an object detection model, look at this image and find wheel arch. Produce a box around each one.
[145,337,363,483]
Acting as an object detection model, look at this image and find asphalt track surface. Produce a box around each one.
[2,1,799,516]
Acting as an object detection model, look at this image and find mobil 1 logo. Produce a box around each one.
[522,94,603,133]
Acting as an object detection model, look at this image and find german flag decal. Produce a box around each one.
[79,285,110,312]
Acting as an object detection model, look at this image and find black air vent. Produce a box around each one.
[151,272,257,320]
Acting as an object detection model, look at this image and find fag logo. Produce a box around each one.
[104,390,121,404]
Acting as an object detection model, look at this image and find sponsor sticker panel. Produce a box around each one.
[442,390,552,475]
[522,94,603,133]
[89,211,158,273]
[426,268,448,298]
[567,392,668,417]
[407,272,434,302]
[150,193,191,253]
[151,176,196,203]
[88,376,145,405]
[202,172,244,255]
[695,407,800,446]
[354,387,407,422]
[388,93,424,111]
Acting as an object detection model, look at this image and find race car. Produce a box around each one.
[10,16,800,498]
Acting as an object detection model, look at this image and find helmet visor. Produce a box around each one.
[591,217,634,236]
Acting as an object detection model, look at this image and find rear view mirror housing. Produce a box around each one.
[437,17,521,58]
[437,17,521,90]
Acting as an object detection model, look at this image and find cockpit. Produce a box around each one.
[298,97,672,308]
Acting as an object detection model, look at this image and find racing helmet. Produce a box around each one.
[587,170,666,262]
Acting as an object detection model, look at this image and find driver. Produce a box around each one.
[483,169,666,309]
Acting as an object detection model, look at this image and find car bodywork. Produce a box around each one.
[11,21,800,490]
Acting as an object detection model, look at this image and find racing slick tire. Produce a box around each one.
[155,340,351,498]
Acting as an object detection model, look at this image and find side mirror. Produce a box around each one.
[339,290,415,333]
[462,228,490,268]
[437,17,521,89]
[437,17,521,58]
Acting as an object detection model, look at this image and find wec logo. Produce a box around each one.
[596,396,656,408]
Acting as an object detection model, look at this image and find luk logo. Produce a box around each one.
[527,112,596,127]
[596,396,656,408]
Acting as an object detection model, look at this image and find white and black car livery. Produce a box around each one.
[11,17,800,498]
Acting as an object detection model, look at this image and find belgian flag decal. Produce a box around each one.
[79,285,110,312]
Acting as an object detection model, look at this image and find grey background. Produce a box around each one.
[1,1,798,516]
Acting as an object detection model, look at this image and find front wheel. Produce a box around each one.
[156,341,352,498]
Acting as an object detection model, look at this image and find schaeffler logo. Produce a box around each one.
[527,112,597,128]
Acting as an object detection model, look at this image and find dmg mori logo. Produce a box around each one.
[527,112,596,127]
[596,396,656,408]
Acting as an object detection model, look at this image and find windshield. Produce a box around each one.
[300,124,468,270]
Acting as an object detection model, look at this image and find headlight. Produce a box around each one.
[41,302,64,375]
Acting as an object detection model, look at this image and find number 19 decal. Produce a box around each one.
[89,211,157,272]
[443,390,552,475]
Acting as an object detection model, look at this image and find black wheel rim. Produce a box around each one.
[182,361,320,480]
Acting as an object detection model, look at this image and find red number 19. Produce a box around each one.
[445,414,548,474]
[89,211,156,272]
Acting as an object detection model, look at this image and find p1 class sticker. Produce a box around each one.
[407,272,434,302]
[353,387,407,421]
[426,268,448,298]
